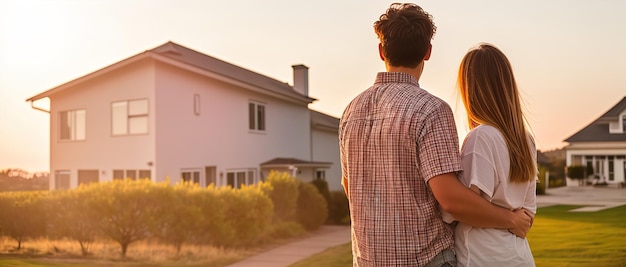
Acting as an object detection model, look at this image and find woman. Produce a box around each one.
[451,43,537,266]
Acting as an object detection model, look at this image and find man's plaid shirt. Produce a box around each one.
[339,72,463,266]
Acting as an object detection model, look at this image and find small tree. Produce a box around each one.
[83,180,162,257]
[0,191,48,250]
[47,189,99,256]
[567,165,585,186]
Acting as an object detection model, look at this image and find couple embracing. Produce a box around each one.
[339,3,537,267]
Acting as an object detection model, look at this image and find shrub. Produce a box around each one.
[328,190,350,225]
[263,171,299,222]
[268,221,306,239]
[567,165,586,186]
[296,182,328,230]
[216,185,273,247]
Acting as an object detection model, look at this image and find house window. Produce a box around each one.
[248,101,265,131]
[77,170,99,186]
[205,166,217,186]
[55,170,71,190]
[112,99,148,135]
[226,169,256,189]
[60,109,86,141]
[113,169,151,180]
[194,94,201,115]
[609,156,614,181]
[181,169,201,185]
[316,170,326,180]
[622,115,626,132]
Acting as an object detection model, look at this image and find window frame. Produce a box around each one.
[59,109,86,141]
[112,99,149,136]
[54,170,71,190]
[226,169,257,189]
[181,168,202,186]
[248,101,266,132]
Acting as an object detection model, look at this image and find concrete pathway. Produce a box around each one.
[226,186,626,267]
[536,186,626,211]
[225,225,351,267]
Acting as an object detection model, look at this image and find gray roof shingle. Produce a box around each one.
[564,97,626,143]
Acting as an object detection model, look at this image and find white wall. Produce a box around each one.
[49,59,156,188]
[311,128,342,191]
[154,62,311,186]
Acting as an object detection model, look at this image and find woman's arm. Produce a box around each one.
[429,172,533,237]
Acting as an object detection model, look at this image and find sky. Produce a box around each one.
[1,0,625,173]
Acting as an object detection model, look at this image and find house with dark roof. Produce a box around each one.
[564,97,626,186]
[27,41,342,191]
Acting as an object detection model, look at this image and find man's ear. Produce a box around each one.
[423,44,432,61]
[378,43,385,61]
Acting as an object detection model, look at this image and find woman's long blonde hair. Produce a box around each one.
[458,43,534,183]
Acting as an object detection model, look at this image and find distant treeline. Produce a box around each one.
[0,169,49,191]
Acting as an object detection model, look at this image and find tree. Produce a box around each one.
[0,191,47,250]
[47,189,99,256]
[83,180,162,257]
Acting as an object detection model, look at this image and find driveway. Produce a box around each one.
[537,186,626,211]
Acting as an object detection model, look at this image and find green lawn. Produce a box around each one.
[289,205,626,267]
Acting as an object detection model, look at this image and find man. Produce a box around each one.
[339,3,533,267]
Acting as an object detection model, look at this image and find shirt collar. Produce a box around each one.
[374,72,420,87]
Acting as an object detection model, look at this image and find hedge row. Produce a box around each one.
[0,171,329,257]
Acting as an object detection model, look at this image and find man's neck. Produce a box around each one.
[385,61,425,82]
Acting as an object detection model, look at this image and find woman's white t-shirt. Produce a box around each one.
[448,125,537,267]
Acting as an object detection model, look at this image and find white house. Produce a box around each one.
[27,41,342,191]
[564,97,626,186]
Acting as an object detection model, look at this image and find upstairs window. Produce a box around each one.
[112,99,148,135]
[60,109,86,141]
[248,101,265,131]
[623,115,626,132]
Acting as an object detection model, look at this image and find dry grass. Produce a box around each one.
[0,237,249,266]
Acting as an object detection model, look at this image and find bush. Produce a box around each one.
[567,165,586,186]
[268,221,306,239]
[216,185,273,247]
[296,182,328,230]
[328,190,350,225]
[262,171,299,222]
[567,165,585,179]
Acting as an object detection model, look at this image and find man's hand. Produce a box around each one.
[508,209,534,238]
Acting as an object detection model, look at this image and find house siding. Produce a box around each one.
[311,128,341,191]
[49,59,156,189]
[153,62,311,186]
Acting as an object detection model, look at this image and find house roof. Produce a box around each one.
[27,41,315,105]
[564,97,626,143]
[310,110,339,132]
[596,97,626,122]
[260,157,332,168]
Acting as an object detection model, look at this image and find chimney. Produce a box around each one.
[292,64,309,96]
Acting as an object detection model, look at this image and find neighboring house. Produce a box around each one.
[27,41,342,191]
[564,97,626,186]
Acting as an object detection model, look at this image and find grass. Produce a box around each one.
[289,205,626,267]
[0,238,257,267]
